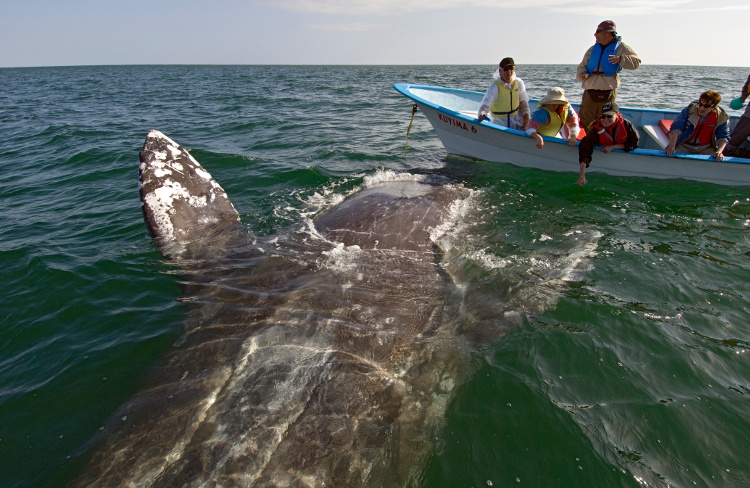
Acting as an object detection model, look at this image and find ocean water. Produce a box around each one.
[1,64,749,488]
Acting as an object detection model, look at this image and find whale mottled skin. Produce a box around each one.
[72,131,476,487]
[138,130,242,253]
[72,131,599,487]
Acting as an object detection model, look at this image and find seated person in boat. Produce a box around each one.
[477,57,530,130]
[665,90,729,161]
[525,87,580,149]
[723,73,750,158]
[577,102,639,185]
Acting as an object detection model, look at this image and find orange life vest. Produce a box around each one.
[685,110,718,146]
[592,114,628,145]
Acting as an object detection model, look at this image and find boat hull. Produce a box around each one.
[395,83,750,186]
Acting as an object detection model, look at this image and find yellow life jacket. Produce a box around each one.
[537,106,568,137]
[491,79,520,116]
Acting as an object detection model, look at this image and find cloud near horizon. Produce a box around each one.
[306,22,385,31]
[260,0,748,17]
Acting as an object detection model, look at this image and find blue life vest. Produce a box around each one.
[586,41,622,77]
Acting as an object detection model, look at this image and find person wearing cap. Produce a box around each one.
[665,90,730,161]
[723,73,750,158]
[477,57,530,130]
[576,20,641,129]
[577,102,639,185]
[525,87,581,149]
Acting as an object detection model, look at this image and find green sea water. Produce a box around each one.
[1,65,749,488]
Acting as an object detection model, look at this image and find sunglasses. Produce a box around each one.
[696,102,715,108]
[502,66,515,71]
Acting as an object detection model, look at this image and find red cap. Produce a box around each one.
[597,20,616,32]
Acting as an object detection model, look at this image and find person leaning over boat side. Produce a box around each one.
[723,73,750,158]
[477,57,530,130]
[576,20,641,129]
[665,91,730,162]
[525,87,580,149]
[577,102,639,185]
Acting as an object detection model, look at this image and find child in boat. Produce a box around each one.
[525,87,580,149]
[577,102,639,185]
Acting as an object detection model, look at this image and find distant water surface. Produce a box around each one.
[1,64,749,488]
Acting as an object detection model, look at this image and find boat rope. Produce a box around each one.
[405,103,418,155]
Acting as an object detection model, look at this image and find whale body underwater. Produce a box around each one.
[72,130,601,487]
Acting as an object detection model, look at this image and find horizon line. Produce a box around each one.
[2,63,747,69]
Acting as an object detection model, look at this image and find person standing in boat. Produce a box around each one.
[477,57,530,130]
[723,73,750,158]
[576,20,641,129]
[665,90,730,162]
[525,87,580,149]
[577,102,639,185]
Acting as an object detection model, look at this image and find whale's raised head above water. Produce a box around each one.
[139,130,241,248]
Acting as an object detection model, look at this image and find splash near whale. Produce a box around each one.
[72,130,601,487]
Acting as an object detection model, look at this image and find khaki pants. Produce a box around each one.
[675,144,714,155]
[579,89,617,129]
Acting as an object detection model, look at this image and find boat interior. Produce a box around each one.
[451,99,748,153]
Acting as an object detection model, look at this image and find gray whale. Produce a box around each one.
[71,130,599,487]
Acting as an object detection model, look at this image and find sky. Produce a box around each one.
[1,0,747,68]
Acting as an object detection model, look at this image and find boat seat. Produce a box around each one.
[642,119,673,149]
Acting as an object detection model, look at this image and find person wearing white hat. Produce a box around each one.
[525,87,581,149]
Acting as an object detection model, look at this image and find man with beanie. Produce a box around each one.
[477,57,531,130]
[576,20,641,129]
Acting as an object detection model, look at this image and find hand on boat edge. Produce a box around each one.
[531,132,544,149]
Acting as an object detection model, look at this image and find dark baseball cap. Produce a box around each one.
[601,102,619,114]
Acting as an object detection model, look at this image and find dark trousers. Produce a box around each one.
[725,115,750,153]
[579,89,617,129]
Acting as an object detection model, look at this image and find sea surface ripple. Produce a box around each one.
[1,64,749,488]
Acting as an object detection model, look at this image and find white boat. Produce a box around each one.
[394,83,750,186]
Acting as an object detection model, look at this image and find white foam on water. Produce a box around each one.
[320,242,364,274]
[554,229,603,282]
[429,188,481,251]
[462,248,514,270]
[362,169,429,187]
